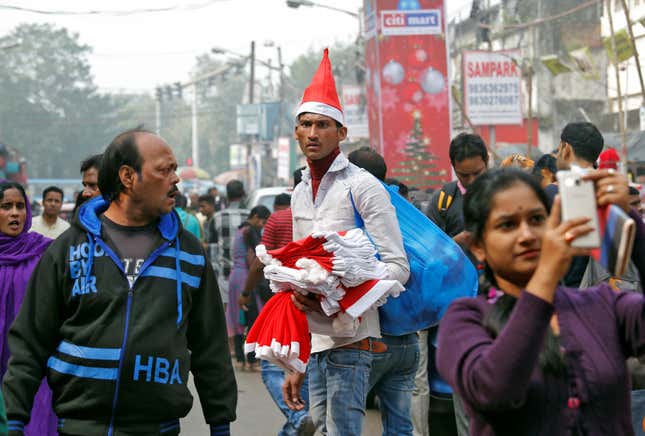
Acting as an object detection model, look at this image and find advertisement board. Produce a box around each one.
[364,0,450,189]
[342,85,369,139]
[463,50,523,126]
[277,137,290,181]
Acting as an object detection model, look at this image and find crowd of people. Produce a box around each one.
[0,48,644,436]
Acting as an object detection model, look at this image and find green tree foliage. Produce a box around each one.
[0,23,122,178]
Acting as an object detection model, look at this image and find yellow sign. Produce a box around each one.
[603,29,634,64]
[540,55,572,76]
[569,47,599,80]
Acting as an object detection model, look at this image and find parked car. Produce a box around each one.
[247,186,292,212]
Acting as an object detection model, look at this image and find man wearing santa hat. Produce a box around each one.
[282,49,410,436]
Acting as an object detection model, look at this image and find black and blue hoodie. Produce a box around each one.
[2,196,237,436]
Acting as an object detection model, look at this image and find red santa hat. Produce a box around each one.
[296,48,344,125]
[598,148,620,170]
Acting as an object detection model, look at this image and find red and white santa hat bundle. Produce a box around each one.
[245,228,404,373]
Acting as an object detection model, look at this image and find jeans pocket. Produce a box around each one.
[327,349,371,369]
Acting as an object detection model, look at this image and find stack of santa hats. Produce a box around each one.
[244,229,404,373]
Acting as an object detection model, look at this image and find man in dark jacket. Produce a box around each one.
[3,128,237,436]
[425,133,488,245]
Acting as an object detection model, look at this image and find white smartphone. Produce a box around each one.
[556,170,601,248]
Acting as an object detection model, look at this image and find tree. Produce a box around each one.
[0,23,121,178]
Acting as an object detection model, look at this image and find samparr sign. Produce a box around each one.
[463,50,523,126]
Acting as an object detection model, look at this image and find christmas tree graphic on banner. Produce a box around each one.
[392,110,445,189]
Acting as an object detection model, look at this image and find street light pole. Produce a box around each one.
[286,0,359,18]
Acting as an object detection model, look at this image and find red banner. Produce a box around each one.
[364,0,450,189]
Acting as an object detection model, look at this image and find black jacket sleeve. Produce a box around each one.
[3,249,63,434]
[188,251,237,427]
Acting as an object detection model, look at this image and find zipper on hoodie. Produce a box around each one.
[95,237,171,436]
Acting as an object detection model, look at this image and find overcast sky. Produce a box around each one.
[0,0,474,94]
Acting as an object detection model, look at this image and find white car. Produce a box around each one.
[247,186,292,212]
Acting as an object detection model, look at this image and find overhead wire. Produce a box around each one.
[0,0,231,16]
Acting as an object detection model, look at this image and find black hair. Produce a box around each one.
[99,127,151,201]
[274,193,291,207]
[80,154,102,174]
[297,112,343,128]
[198,194,215,206]
[42,186,64,201]
[385,177,409,197]
[226,180,245,201]
[464,168,566,377]
[532,154,557,177]
[293,166,305,188]
[174,192,188,209]
[560,122,604,165]
[348,147,387,181]
[449,133,488,165]
[249,205,271,220]
[629,186,640,196]
[0,181,26,203]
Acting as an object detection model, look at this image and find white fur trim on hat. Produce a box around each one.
[296,101,344,125]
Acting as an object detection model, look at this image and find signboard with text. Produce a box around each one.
[342,85,369,139]
[463,50,523,126]
[364,0,450,189]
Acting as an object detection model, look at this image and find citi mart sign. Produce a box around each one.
[381,9,442,36]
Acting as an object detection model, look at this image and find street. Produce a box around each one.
[181,367,383,435]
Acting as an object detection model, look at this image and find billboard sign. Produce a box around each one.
[463,50,523,126]
[381,9,441,36]
[342,85,369,139]
[364,0,450,189]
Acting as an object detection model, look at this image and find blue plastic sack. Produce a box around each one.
[352,183,478,336]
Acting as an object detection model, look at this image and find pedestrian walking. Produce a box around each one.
[437,168,645,435]
[0,181,55,435]
[30,186,70,239]
[282,49,409,436]
[227,205,270,371]
[2,128,236,436]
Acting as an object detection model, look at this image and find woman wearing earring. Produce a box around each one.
[437,168,645,435]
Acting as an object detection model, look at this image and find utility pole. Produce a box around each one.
[191,83,199,168]
[619,0,645,133]
[249,41,256,104]
[525,62,534,157]
[619,0,645,99]
[277,46,285,138]
[155,98,161,135]
[247,40,256,190]
[606,0,628,169]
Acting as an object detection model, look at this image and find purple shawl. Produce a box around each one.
[0,192,57,435]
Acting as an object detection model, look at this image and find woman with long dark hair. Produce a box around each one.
[0,181,56,435]
[437,168,645,435]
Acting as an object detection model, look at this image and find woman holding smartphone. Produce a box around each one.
[437,168,645,435]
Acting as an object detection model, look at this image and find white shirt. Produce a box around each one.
[291,153,409,353]
[30,215,70,239]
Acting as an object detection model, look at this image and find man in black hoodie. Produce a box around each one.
[3,128,237,436]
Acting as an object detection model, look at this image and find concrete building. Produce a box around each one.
[448,0,609,157]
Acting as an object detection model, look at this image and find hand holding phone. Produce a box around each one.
[556,170,601,248]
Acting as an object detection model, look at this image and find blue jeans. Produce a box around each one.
[632,389,645,436]
[261,360,310,436]
[308,345,375,436]
[369,333,419,436]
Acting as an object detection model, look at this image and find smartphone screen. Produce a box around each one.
[556,170,601,248]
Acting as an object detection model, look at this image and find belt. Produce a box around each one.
[339,338,387,353]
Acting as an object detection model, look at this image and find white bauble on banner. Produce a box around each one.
[383,60,405,85]
[420,67,445,95]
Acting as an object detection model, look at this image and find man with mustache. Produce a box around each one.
[3,128,237,436]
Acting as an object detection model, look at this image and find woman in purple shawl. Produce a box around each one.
[0,181,57,435]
